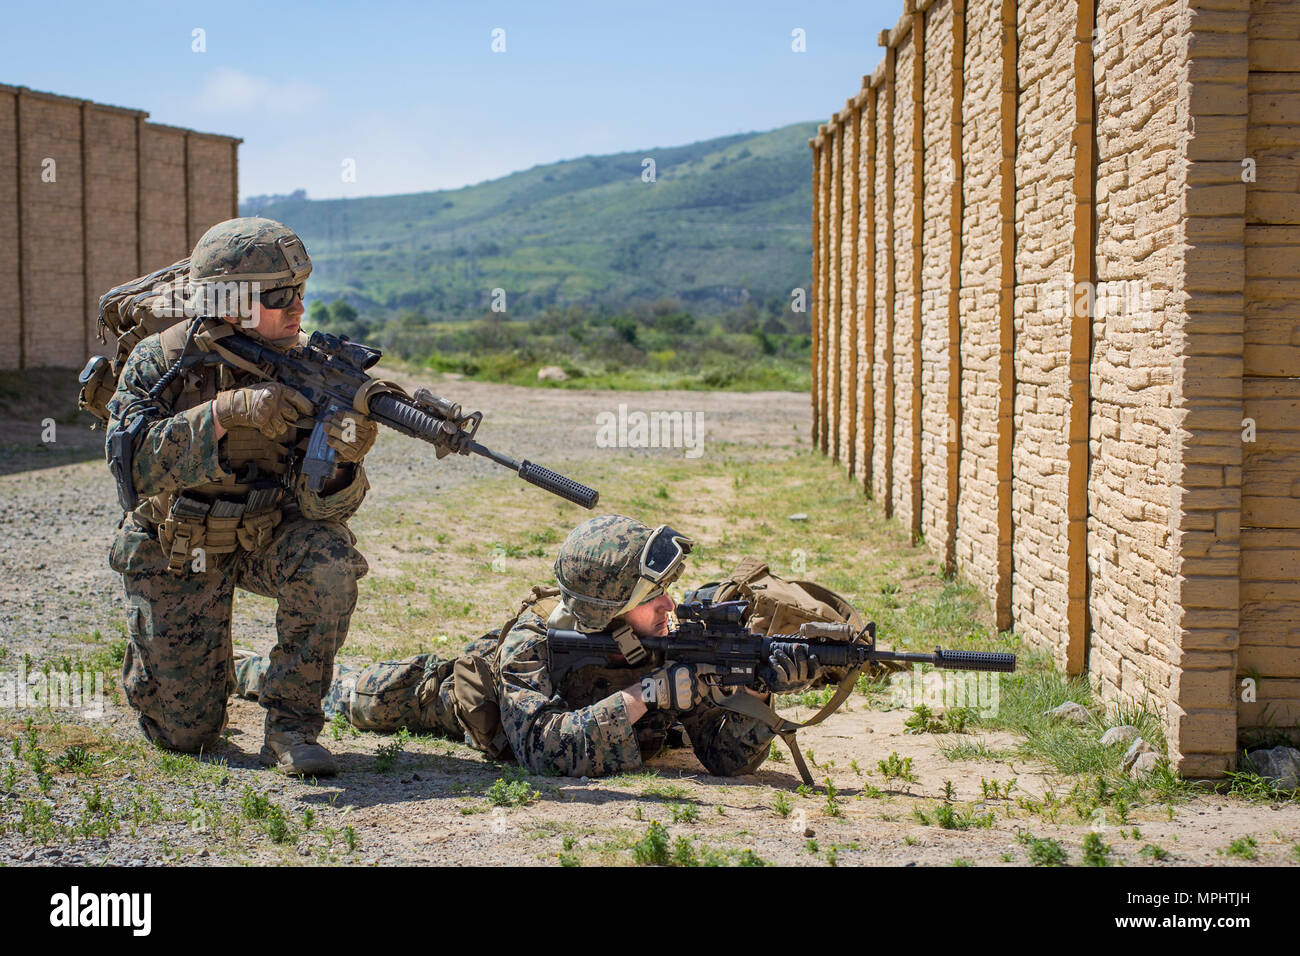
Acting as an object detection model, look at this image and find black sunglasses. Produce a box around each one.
[259,283,305,310]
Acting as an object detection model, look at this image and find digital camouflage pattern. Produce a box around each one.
[553,514,653,631]
[105,327,369,752]
[233,614,775,778]
[189,217,312,286]
[496,611,773,777]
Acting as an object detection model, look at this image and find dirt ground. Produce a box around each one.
[0,370,1297,867]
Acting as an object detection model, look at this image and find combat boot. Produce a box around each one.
[260,731,338,777]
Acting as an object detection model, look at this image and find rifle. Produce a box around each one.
[116,320,599,510]
[547,599,1015,785]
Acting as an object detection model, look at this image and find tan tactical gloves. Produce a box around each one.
[324,411,378,463]
[641,663,716,711]
[213,382,313,439]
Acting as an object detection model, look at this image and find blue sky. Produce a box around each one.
[3,0,903,200]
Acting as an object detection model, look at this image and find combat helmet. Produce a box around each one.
[553,514,693,631]
[189,217,312,288]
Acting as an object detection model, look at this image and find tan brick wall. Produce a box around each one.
[810,0,1300,773]
[894,34,919,534]
[1239,0,1300,739]
[1010,0,1076,669]
[84,107,141,361]
[19,94,84,368]
[139,126,189,274]
[957,0,1003,609]
[186,135,236,248]
[0,86,238,370]
[1088,0,1187,747]
[873,76,894,510]
[0,92,19,367]
[922,1,956,558]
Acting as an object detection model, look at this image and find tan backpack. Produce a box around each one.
[451,585,562,760]
[682,556,894,684]
[77,259,192,422]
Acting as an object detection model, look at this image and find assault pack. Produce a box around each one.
[77,258,192,422]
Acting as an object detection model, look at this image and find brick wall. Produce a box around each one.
[809,0,1300,774]
[1239,0,1300,738]
[0,85,239,370]
[957,0,1003,610]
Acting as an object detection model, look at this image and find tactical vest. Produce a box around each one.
[450,585,676,762]
[133,319,308,573]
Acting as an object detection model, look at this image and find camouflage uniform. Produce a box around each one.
[105,220,369,754]
[233,608,775,777]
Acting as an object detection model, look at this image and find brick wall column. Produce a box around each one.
[996,0,1017,631]
[883,37,898,519]
[863,87,879,497]
[811,137,822,449]
[1067,0,1096,674]
[947,0,967,575]
[847,97,862,479]
[1170,0,1251,777]
[910,5,927,545]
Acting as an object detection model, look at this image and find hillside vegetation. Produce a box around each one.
[242,121,819,321]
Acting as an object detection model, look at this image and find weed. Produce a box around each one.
[1017,830,1068,867]
[670,803,699,825]
[54,745,98,774]
[773,792,793,817]
[240,788,273,820]
[903,834,918,846]
[1082,832,1112,867]
[487,769,541,807]
[301,808,316,830]
[264,806,292,844]
[911,806,930,825]
[806,839,819,853]
[1139,843,1170,861]
[952,857,972,867]
[329,712,358,742]
[825,847,839,866]
[1222,835,1258,861]
[877,751,917,784]
[943,780,955,802]
[824,778,843,817]
[767,742,786,762]
[373,729,411,772]
[738,849,766,867]
[672,836,696,867]
[344,824,358,852]
[632,821,670,866]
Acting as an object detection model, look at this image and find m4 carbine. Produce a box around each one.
[547,599,1015,785]
[129,322,599,510]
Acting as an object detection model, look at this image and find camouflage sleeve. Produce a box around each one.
[104,338,228,499]
[678,695,776,777]
[497,625,643,777]
[293,463,369,522]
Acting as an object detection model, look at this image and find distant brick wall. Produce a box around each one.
[0,85,240,370]
[810,0,1300,776]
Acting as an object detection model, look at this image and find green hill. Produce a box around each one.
[240,121,818,319]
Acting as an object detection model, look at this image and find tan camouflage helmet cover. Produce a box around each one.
[189,217,312,287]
[554,514,686,632]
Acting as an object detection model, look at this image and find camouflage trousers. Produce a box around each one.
[233,635,500,740]
[109,513,368,752]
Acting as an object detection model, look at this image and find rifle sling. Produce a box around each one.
[195,326,275,382]
[711,661,869,788]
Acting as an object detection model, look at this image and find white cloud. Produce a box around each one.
[192,67,324,115]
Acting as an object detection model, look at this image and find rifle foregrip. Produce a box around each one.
[518,461,599,510]
[933,649,1017,672]
[368,393,443,443]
